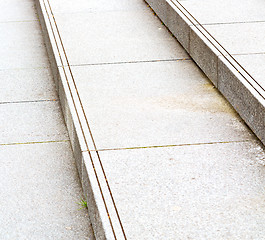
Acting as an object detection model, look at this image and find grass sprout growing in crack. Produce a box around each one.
[77,198,88,210]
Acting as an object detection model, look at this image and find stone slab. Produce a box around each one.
[233,54,265,90]
[179,0,265,25]
[71,61,254,150]
[0,0,37,22]
[0,141,94,240]
[0,68,57,103]
[54,10,189,66]
[0,21,49,69]
[48,0,147,14]
[204,22,265,55]
[98,141,265,239]
[0,101,69,144]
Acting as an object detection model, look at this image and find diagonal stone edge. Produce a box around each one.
[34,0,124,239]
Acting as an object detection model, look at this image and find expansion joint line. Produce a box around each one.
[42,0,127,239]
[171,0,265,100]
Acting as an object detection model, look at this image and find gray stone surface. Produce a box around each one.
[147,0,265,148]
[166,0,190,52]
[204,22,265,55]
[71,61,254,150]
[146,0,191,52]
[144,0,168,24]
[0,101,68,144]
[0,0,95,239]
[218,56,265,144]
[190,26,219,87]
[98,141,265,239]
[179,0,265,24]
[82,152,118,240]
[0,68,57,103]
[233,54,265,90]
[0,142,94,240]
[54,10,189,66]
[0,0,37,22]
[0,21,49,69]
[49,0,146,13]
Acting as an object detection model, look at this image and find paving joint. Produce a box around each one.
[67,58,191,67]
[0,67,50,72]
[201,20,265,26]
[0,99,58,105]
[83,139,255,152]
[0,20,39,24]
[0,139,70,146]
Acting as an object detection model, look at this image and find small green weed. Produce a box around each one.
[77,198,88,210]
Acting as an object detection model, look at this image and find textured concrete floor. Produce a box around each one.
[0,0,94,239]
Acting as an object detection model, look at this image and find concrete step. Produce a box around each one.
[146,0,265,146]
[35,0,265,239]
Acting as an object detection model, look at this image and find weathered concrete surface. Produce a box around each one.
[70,61,254,150]
[0,142,94,239]
[146,0,265,148]
[0,0,95,239]
[36,0,265,239]
[99,141,265,239]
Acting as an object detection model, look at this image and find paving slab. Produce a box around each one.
[0,101,68,144]
[0,21,49,69]
[0,142,94,240]
[70,61,254,150]
[145,0,265,148]
[49,0,147,13]
[96,141,265,239]
[204,22,265,55]
[0,68,57,103]
[0,0,95,239]
[54,10,189,66]
[0,0,37,22]
[233,54,265,90]
[179,0,265,24]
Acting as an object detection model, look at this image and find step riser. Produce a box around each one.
[35,1,115,239]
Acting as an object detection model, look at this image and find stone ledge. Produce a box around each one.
[145,0,265,146]
[35,0,125,239]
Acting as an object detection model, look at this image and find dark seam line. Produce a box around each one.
[66,58,191,67]
[0,140,70,146]
[45,0,127,238]
[0,99,58,105]
[172,0,265,99]
[83,140,253,152]
[0,20,38,24]
[0,66,49,71]
[202,20,265,26]
[42,0,118,238]
[50,8,149,15]
[232,52,265,56]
